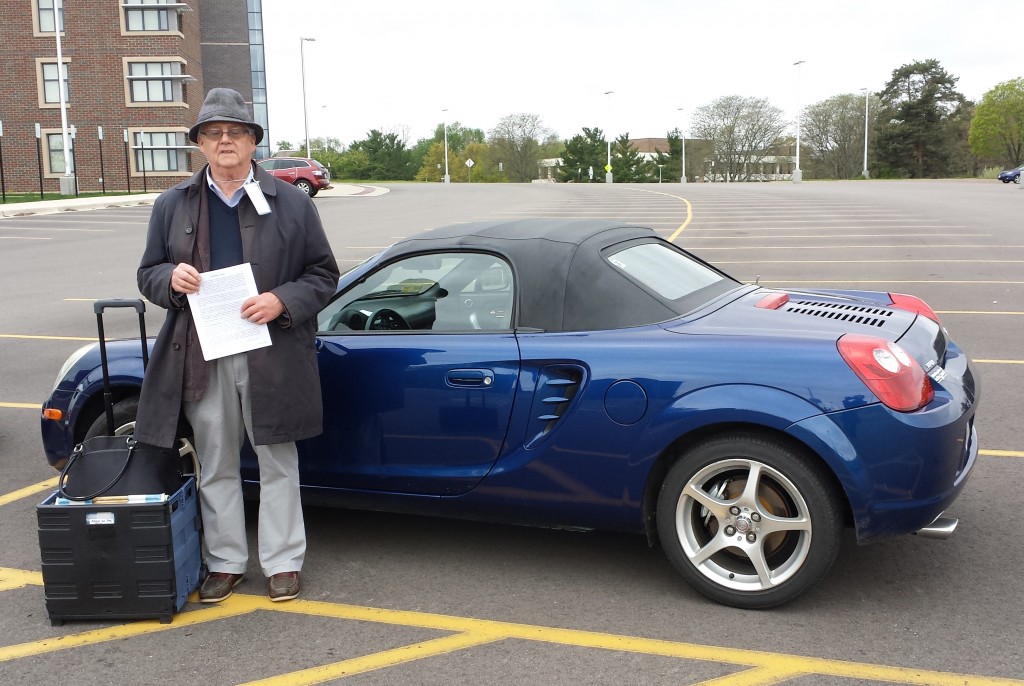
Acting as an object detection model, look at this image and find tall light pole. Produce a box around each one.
[604,90,614,183]
[442,108,450,184]
[54,0,74,195]
[677,107,687,184]
[299,37,315,157]
[792,60,805,183]
[861,87,870,179]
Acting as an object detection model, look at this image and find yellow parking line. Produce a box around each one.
[693,665,808,686]
[618,187,692,242]
[0,402,41,409]
[0,593,253,663]
[238,631,504,686]
[938,311,1024,315]
[0,333,94,341]
[975,359,1024,364]
[0,582,1020,684]
[0,568,43,592]
[981,449,1024,458]
[0,478,58,507]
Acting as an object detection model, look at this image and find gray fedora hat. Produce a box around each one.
[188,88,264,144]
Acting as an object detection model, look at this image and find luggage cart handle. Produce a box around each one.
[93,299,149,436]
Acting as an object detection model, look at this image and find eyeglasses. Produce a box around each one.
[200,127,251,140]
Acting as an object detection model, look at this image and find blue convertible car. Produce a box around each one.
[40,219,979,608]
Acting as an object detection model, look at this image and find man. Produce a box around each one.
[135,88,339,603]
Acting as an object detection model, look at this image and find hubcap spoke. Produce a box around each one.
[746,540,776,588]
[758,511,811,536]
[737,460,763,507]
[684,482,730,519]
[689,532,732,566]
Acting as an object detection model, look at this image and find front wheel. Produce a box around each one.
[656,433,842,609]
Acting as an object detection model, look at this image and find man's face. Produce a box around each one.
[196,122,257,173]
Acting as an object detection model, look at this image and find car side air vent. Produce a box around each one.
[784,300,893,328]
[525,364,586,449]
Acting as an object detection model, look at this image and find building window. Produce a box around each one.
[36,0,64,33]
[134,131,188,173]
[47,133,75,175]
[123,0,180,32]
[128,62,181,102]
[41,62,70,104]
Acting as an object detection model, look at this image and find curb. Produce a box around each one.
[0,194,161,218]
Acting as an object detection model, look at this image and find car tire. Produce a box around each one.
[295,179,313,196]
[83,397,197,476]
[656,433,842,609]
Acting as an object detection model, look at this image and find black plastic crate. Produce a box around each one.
[37,477,201,625]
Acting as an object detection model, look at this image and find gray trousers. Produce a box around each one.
[184,353,305,577]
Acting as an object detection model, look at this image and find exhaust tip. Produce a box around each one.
[913,514,958,540]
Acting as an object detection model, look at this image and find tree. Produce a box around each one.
[873,59,966,178]
[430,122,485,155]
[558,127,606,182]
[275,140,295,152]
[690,96,787,181]
[350,129,415,180]
[969,77,1024,167]
[802,94,877,179]
[462,141,505,182]
[488,113,553,182]
[612,133,655,182]
[415,142,450,182]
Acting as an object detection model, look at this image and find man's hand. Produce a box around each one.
[171,263,201,294]
[241,292,285,325]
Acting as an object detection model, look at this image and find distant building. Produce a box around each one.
[0,0,269,195]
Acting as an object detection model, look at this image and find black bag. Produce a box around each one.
[56,299,183,502]
[57,437,182,501]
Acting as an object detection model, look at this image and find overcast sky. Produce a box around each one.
[260,0,1020,150]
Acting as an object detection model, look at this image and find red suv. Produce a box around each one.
[258,157,332,196]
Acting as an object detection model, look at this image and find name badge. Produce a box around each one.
[244,180,272,216]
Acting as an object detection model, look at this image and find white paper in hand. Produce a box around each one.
[186,263,272,361]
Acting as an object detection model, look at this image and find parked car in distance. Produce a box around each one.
[258,157,331,196]
[40,219,980,609]
[997,164,1024,183]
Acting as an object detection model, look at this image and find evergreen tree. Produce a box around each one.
[874,59,966,178]
[558,127,606,182]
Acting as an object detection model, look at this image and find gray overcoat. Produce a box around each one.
[134,164,340,449]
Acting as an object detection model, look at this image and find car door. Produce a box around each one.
[299,252,520,496]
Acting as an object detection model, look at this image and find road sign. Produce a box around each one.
[465,159,474,168]
[604,164,612,172]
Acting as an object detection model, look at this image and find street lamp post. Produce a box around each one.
[677,107,687,184]
[861,87,870,179]
[442,108,450,184]
[300,37,315,157]
[604,91,614,183]
[54,0,75,195]
[792,60,805,183]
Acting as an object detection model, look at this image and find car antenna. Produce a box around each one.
[755,274,760,285]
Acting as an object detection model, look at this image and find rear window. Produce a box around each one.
[607,243,726,300]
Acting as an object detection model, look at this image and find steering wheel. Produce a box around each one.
[366,308,411,331]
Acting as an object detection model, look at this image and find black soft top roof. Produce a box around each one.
[376,219,686,332]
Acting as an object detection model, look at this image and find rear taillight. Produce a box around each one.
[837,334,934,412]
[889,293,940,323]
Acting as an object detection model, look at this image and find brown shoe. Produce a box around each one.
[199,572,244,603]
[268,572,301,602]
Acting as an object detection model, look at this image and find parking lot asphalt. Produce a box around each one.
[1,179,1022,685]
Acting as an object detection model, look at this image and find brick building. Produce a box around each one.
[0,0,269,195]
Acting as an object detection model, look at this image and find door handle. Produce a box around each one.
[446,369,494,387]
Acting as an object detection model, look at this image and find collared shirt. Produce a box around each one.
[205,165,254,208]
